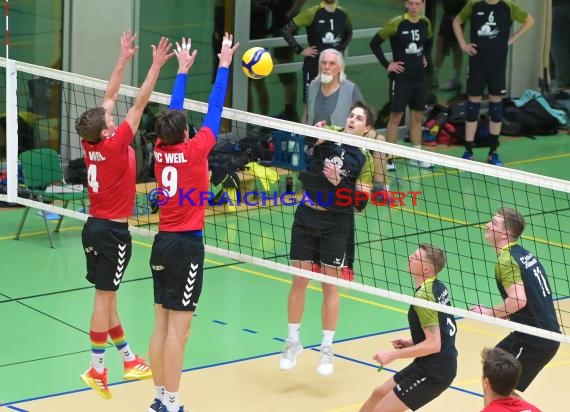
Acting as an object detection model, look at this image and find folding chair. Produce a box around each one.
[14,148,88,248]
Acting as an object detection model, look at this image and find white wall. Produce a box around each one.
[509,0,550,96]
[64,0,135,160]
[69,0,135,83]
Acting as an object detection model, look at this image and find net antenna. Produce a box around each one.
[2,59,570,345]
[3,0,19,204]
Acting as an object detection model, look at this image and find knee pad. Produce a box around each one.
[465,101,481,122]
[489,101,503,122]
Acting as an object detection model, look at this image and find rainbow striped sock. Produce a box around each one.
[108,324,135,362]
[90,330,107,373]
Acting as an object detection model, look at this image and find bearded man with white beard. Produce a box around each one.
[306,48,363,128]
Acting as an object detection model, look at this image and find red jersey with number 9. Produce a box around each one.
[153,127,215,232]
[81,122,136,219]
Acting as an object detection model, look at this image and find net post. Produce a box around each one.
[5,0,8,60]
[5,58,18,202]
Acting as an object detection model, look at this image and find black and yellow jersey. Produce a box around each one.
[371,13,433,81]
[409,278,458,377]
[495,243,560,334]
[284,2,353,54]
[457,0,528,67]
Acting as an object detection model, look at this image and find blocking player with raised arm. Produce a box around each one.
[453,0,534,165]
[147,34,238,412]
[369,0,434,171]
[360,244,457,412]
[471,207,560,393]
[74,33,173,399]
[281,0,352,123]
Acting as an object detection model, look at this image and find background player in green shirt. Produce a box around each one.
[370,0,434,171]
[453,0,534,165]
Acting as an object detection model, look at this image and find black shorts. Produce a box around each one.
[496,332,560,391]
[274,45,294,61]
[438,14,460,52]
[467,61,507,96]
[290,204,351,267]
[302,56,319,102]
[150,232,205,312]
[82,218,132,291]
[389,78,427,112]
[275,46,296,84]
[393,362,456,411]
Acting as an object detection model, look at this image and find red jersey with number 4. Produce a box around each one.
[153,127,215,232]
[81,122,136,219]
[482,397,541,412]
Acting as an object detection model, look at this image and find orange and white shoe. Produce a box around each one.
[80,367,111,400]
[124,355,152,380]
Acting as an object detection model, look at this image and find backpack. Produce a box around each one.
[520,98,560,136]
[511,90,567,136]
[67,157,87,185]
[446,102,490,146]
[501,99,527,136]
[208,137,264,188]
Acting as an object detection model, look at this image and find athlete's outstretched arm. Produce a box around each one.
[169,37,198,110]
[202,33,239,138]
[102,31,138,113]
[124,37,174,134]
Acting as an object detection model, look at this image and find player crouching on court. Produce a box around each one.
[360,244,458,412]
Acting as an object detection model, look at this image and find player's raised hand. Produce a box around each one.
[120,30,139,61]
[218,32,240,68]
[174,37,197,74]
[151,37,174,69]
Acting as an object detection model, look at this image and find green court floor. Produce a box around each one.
[1,134,569,409]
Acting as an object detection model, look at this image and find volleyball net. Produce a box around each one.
[2,58,570,344]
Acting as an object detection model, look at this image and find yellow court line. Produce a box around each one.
[506,152,570,166]
[324,403,361,412]
[1,217,565,329]
[134,239,410,315]
[0,225,83,241]
[406,151,570,182]
[454,357,570,387]
[397,207,570,250]
[458,323,505,339]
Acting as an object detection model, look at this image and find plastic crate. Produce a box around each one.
[271,130,306,171]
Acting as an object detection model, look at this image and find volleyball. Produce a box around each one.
[241,47,273,79]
